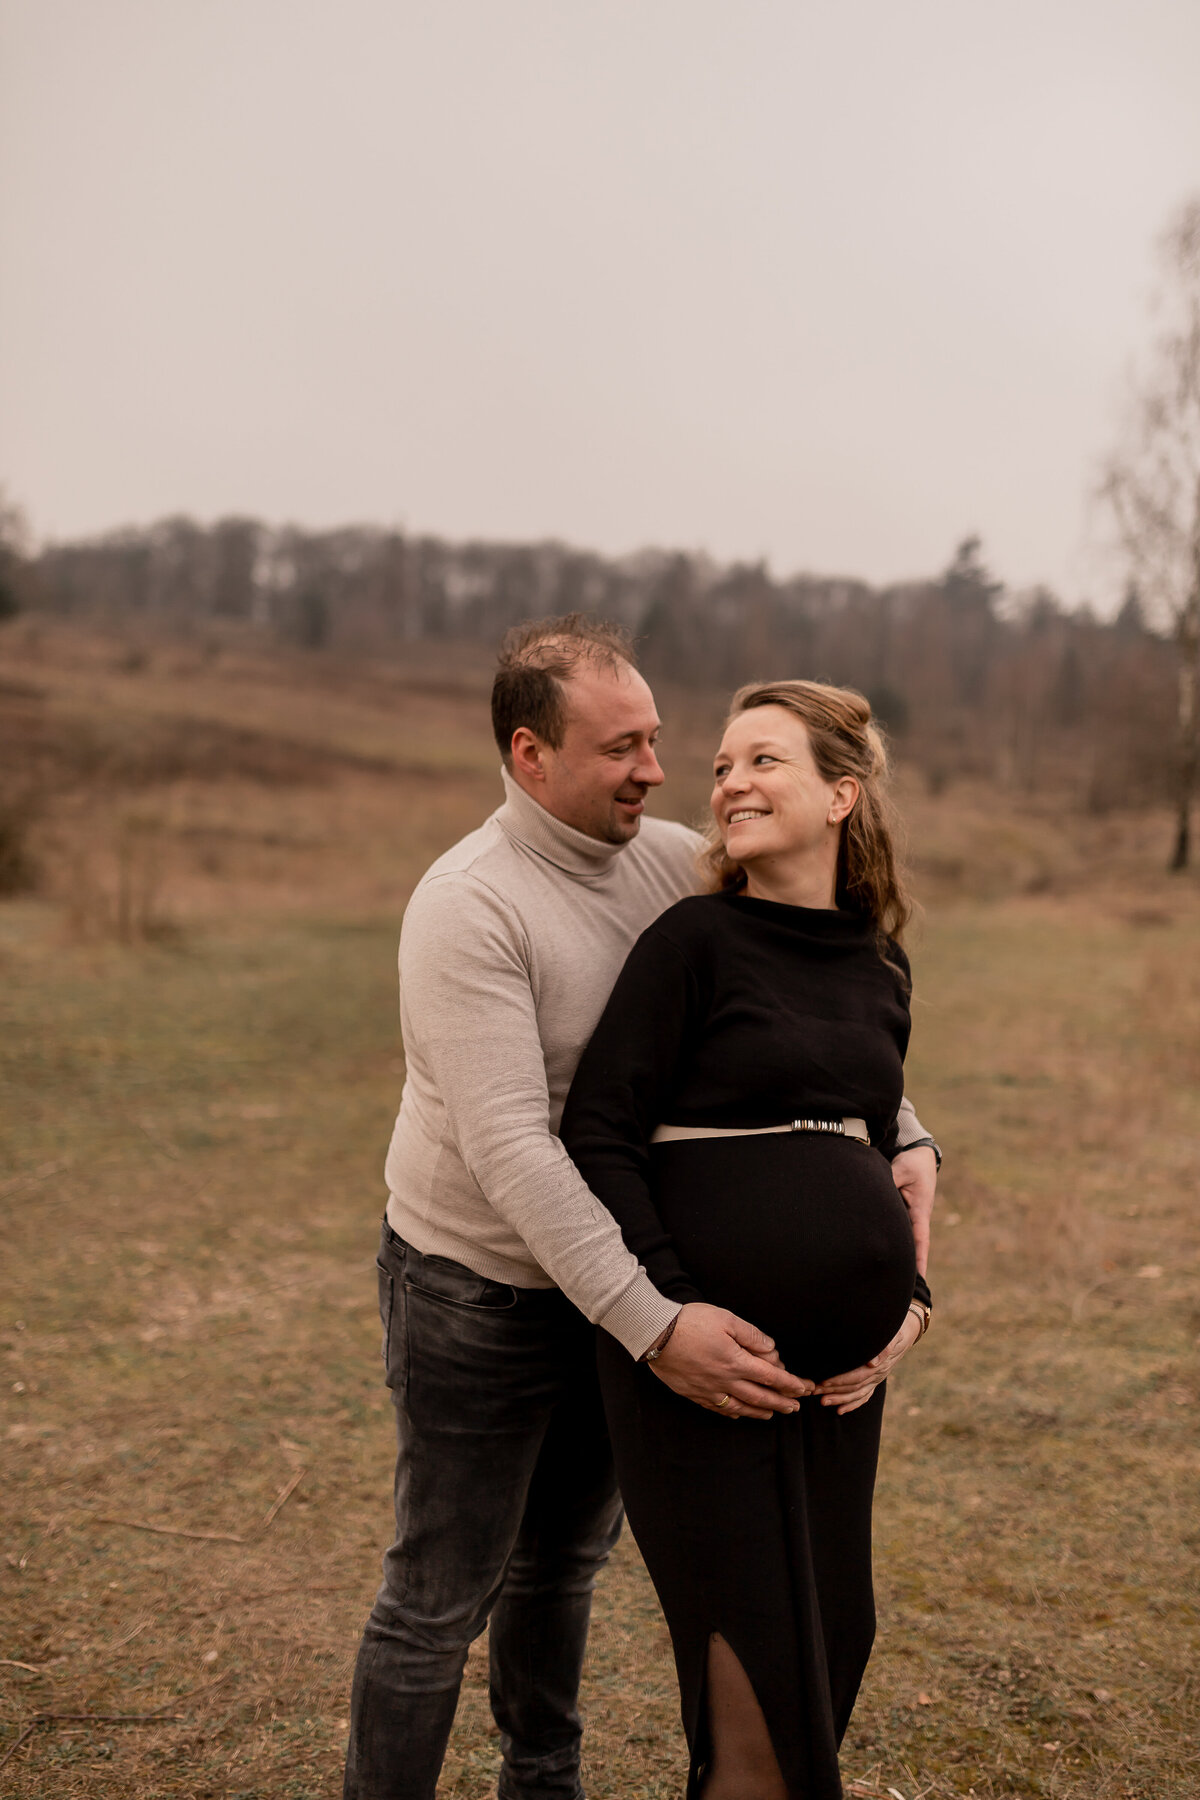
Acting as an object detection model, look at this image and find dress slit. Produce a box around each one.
[683,1634,712,1800]
[696,1630,796,1800]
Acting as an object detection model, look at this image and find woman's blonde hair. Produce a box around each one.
[699,679,912,944]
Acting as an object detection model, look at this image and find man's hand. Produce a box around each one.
[890,1144,937,1277]
[813,1307,923,1415]
[649,1303,814,1420]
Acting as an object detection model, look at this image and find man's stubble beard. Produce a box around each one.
[602,804,644,846]
[596,822,639,847]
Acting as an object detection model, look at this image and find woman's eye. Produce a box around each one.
[755,754,776,765]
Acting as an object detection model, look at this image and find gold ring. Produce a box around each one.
[715,1393,732,1409]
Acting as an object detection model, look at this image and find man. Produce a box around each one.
[344,617,938,1800]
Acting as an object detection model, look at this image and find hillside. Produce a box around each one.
[1,617,1198,1799]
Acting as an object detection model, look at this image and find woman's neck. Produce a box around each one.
[742,850,838,910]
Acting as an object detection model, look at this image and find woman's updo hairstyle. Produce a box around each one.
[699,679,912,945]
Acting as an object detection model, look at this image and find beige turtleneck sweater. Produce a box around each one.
[384,770,932,1360]
[384,771,700,1357]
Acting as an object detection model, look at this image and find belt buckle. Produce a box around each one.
[790,1117,843,1135]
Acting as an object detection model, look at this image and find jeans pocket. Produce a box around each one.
[376,1260,394,1367]
[404,1252,518,1311]
[376,1260,409,1395]
[404,1278,518,1312]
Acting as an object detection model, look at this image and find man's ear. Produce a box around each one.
[510,727,546,784]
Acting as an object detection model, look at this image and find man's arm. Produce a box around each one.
[400,874,676,1353]
[895,1094,939,1159]
[891,1097,939,1280]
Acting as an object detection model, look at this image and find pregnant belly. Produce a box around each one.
[651,1135,917,1380]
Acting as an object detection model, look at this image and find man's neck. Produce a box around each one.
[497,769,628,876]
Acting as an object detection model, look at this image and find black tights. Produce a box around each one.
[701,1634,794,1800]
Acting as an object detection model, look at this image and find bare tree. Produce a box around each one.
[0,487,34,622]
[1101,195,1200,870]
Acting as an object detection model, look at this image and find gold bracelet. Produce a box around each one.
[907,1300,932,1338]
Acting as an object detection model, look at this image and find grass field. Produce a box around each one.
[2,625,1199,1798]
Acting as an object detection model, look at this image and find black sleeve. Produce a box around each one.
[877,938,912,1163]
[560,924,706,1306]
[885,937,913,995]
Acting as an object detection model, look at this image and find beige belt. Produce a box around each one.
[651,1116,870,1147]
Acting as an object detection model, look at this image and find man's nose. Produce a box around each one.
[634,745,665,787]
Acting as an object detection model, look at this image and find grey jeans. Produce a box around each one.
[343,1224,624,1800]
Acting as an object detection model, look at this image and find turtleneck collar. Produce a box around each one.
[720,887,873,943]
[495,767,628,878]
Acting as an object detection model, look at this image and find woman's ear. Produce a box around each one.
[828,776,860,825]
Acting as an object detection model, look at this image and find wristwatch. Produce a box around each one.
[901,1135,942,1171]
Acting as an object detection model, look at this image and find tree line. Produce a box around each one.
[7,511,1173,818]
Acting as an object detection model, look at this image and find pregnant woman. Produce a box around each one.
[561,679,934,1800]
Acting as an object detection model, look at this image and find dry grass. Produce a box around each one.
[0,623,501,933]
[0,620,1185,937]
[1,624,1198,1798]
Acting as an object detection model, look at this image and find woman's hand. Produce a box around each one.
[651,1302,816,1420]
[813,1307,923,1415]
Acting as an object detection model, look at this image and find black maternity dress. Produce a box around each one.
[560,890,922,1800]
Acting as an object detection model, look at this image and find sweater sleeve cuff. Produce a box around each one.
[596,1272,683,1361]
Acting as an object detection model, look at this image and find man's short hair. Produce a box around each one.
[491,614,638,763]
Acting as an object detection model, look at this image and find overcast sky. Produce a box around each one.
[2,0,1198,604]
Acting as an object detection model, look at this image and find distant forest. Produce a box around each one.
[11,514,1173,810]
